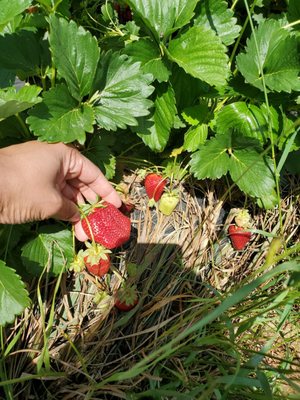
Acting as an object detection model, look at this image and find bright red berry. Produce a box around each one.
[84,255,110,277]
[144,173,167,202]
[115,284,138,311]
[228,225,251,250]
[82,243,111,277]
[81,201,131,249]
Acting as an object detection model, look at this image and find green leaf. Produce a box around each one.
[123,38,170,82]
[170,64,214,111]
[189,134,231,179]
[0,0,31,25]
[229,136,276,199]
[216,101,279,144]
[127,0,199,40]
[168,26,229,87]
[21,225,73,277]
[0,260,30,326]
[194,0,241,46]
[277,115,300,151]
[181,104,210,126]
[0,85,42,121]
[84,133,116,180]
[48,15,100,101]
[190,132,276,202]
[93,52,154,131]
[0,30,46,77]
[256,189,278,209]
[27,84,94,144]
[236,19,300,92]
[183,124,208,152]
[134,83,176,152]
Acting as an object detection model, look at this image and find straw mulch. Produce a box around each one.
[6,172,300,399]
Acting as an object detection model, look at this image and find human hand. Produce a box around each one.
[0,141,121,240]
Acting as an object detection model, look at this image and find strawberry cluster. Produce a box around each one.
[143,172,180,215]
[70,199,139,311]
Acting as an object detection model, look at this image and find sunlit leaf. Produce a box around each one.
[127,0,199,40]
[0,260,30,326]
[0,85,41,121]
[183,124,208,152]
[49,15,100,101]
[236,19,300,92]
[123,38,170,82]
[216,101,279,144]
[168,26,229,87]
[93,52,154,131]
[189,134,231,179]
[21,225,73,276]
[134,83,177,152]
[27,84,94,144]
[194,0,241,45]
[0,0,31,25]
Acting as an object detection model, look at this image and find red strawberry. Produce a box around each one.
[115,284,138,311]
[81,200,131,249]
[228,225,251,250]
[82,242,111,277]
[144,173,167,202]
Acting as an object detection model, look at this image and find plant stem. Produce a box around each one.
[243,0,283,233]
[15,113,31,139]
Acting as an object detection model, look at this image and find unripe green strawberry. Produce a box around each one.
[159,192,180,215]
[81,200,131,249]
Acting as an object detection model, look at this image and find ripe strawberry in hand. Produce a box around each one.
[228,225,251,250]
[82,242,111,277]
[115,284,138,311]
[159,192,180,216]
[81,200,131,249]
[144,173,167,203]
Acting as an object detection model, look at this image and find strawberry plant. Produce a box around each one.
[0,0,298,336]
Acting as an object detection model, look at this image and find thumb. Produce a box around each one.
[53,196,80,222]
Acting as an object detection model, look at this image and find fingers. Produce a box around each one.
[65,147,122,208]
[73,220,89,241]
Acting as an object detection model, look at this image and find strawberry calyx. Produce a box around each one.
[116,283,138,307]
[234,209,252,229]
[82,241,111,266]
[79,198,107,219]
[69,249,85,273]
